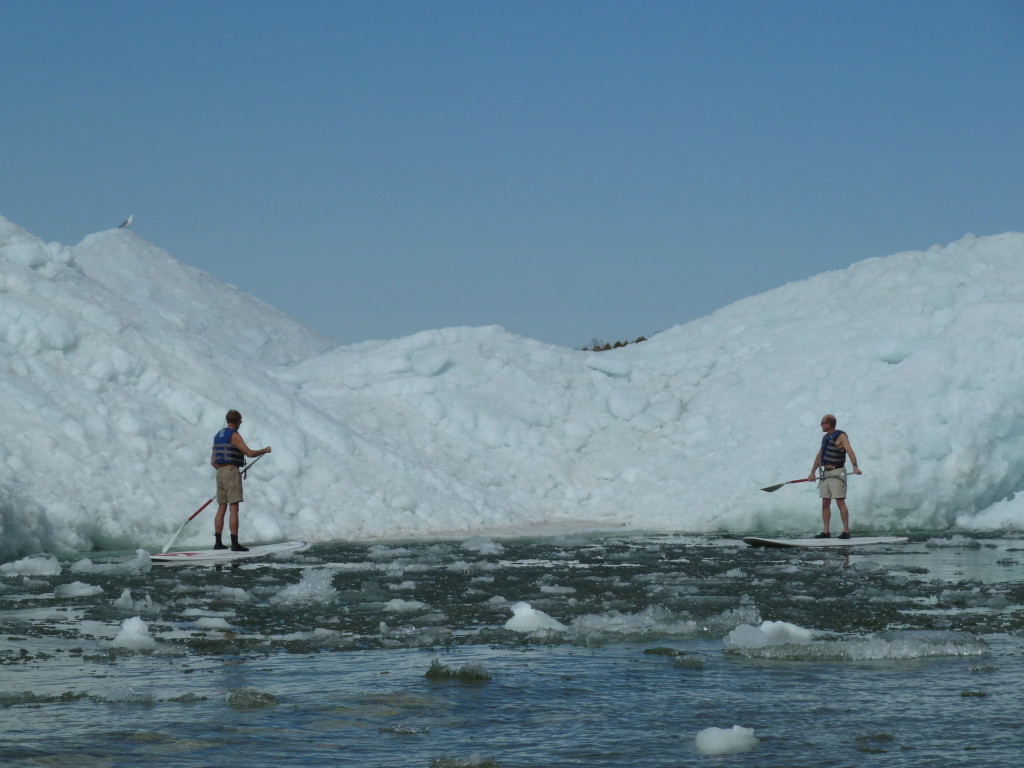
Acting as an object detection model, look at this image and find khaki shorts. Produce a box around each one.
[819,468,847,499]
[216,465,244,504]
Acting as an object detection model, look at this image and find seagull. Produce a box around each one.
[119,214,134,229]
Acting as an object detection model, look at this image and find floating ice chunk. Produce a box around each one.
[271,568,337,605]
[694,725,760,755]
[462,536,504,555]
[539,584,575,595]
[725,619,815,649]
[110,616,157,650]
[926,535,981,549]
[385,598,427,612]
[504,601,567,632]
[54,581,103,598]
[112,588,160,613]
[196,617,233,630]
[71,549,152,576]
[219,586,255,604]
[1,554,61,577]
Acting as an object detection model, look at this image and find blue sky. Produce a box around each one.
[3,1,1022,348]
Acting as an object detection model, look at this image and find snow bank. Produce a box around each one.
[2,213,1024,558]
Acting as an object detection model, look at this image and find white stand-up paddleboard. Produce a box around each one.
[152,540,310,563]
[743,536,908,549]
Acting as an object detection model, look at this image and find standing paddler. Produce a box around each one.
[807,414,862,539]
[211,409,272,551]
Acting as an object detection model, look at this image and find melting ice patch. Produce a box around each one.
[71,549,152,576]
[694,725,760,756]
[725,619,815,649]
[725,622,989,661]
[109,616,158,651]
[0,555,62,577]
[271,568,337,605]
[504,601,567,633]
[112,588,161,613]
[54,581,103,598]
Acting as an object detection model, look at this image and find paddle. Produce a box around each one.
[161,455,264,552]
[761,471,859,492]
[760,477,813,493]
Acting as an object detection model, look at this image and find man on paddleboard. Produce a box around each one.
[807,414,861,539]
[211,410,271,551]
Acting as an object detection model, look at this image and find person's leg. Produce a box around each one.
[836,499,850,536]
[214,503,228,548]
[229,502,248,551]
[820,499,832,536]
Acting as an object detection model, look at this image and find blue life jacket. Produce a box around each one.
[212,428,246,467]
[821,430,847,468]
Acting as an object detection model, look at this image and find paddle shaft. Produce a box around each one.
[161,454,264,552]
[761,470,858,493]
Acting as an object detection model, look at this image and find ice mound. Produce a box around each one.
[694,725,760,755]
[0,554,62,577]
[54,581,103,598]
[504,601,567,632]
[271,568,338,605]
[112,588,161,613]
[725,624,989,661]
[109,616,158,650]
[725,620,815,649]
[71,550,152,575]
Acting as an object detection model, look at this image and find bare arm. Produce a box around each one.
[808,448,823,480]
[837,433,862,474]
[231,433,272,458]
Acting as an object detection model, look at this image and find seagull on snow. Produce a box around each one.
[119,214,134,229]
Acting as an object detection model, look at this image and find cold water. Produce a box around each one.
[2,532,1023,767]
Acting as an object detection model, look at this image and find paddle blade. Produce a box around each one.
[161,520,189,553]
[162,498,215,552]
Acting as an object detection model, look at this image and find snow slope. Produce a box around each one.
[2,215,1022,558]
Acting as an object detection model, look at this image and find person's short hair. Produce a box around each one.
[821,414,837,428]
[226,410,242,426]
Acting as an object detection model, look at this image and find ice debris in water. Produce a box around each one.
[504,601,567,632]
[461,536,505,555]
[112,588,161,613]
[725,620,814,649]
[71,549,152,575]
[694,725,760,755]
[725,623,990,661]
[54,581,103,598]
[385,598,428,612]
[271,568,338,605]
[218,586,255,604]
[109,616,157,651]
[0,554,61,577]
[926,535,982,549]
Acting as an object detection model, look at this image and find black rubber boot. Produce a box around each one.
[231,535,249,552]
[214,533,227,550]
